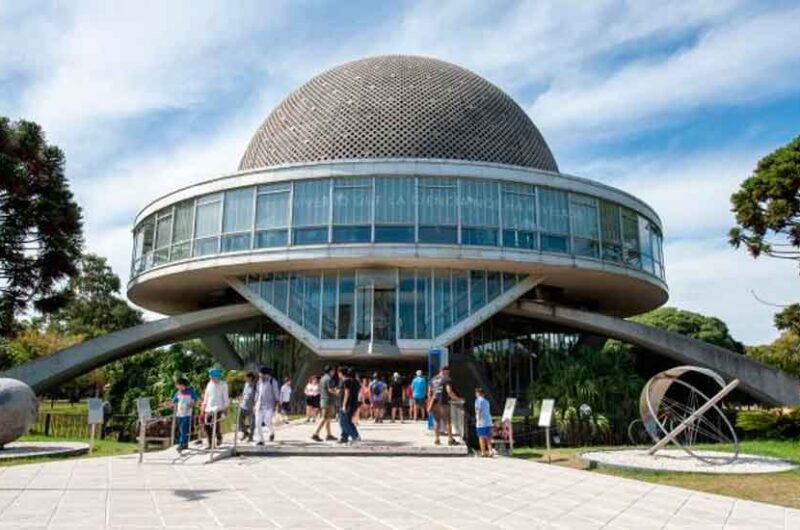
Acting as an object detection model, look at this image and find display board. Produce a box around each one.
[539,399,555,428]
[87,398,104,425]
[136,397,152,421]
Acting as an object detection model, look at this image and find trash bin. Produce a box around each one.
[450,400,465,437]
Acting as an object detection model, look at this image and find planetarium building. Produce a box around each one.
[5,56,797,407]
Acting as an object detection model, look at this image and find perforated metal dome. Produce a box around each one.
[239,55,558,172]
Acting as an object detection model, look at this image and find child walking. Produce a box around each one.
[474,388,493,457]
[172,377,199,451]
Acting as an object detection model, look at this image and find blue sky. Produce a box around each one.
[1,0,799,344]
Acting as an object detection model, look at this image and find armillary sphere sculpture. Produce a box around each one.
[640,366,740,465]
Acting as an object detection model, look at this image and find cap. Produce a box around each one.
[416,370,423,376]
[259,366,271,375]
[208,368,222,377]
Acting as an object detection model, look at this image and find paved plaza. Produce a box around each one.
[2,447,799,530]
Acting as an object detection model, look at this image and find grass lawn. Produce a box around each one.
[0,434,138,468]
[513,440,800,509]
[37,400,89,415]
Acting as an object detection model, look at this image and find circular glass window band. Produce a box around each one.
[131,176,665,282]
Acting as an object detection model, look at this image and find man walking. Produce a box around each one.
[201,368,229,449]
[339,367,361,445]
[254,366,280,445]
[238,372,256,442]
[428,365,459,446]
[410,370,427,421]
[312,365,339,442]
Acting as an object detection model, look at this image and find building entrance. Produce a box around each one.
[355,270,397,353]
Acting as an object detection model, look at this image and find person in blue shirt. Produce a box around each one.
[474,387,493,457]
[410,370,428,421]
[172,377,199,451]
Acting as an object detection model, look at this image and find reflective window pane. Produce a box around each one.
[194,195,222,238]
[289,273,304,324]
[416,270,432,339]
[223,187,254,233]
[193,236,218,256]
[172,201,194,243]
[419,177,457,225]
[321,272,337,339]
[375,226,414,243]
[332,226,370,243]
[487,271,501,301]
[470,270,486,313]
[503,229,537,249]
[293,179,330,227]
[570,194,599,241]
[461,179,498,228]
[453,270,469,323]
[502,182,536,231]
[221,233,251,252]
[255,229,288,248]
[541,234,569,253]
[433,270,452,336]
[622,208,640,268]
[256,184,290,230]
[375,177,415,224]
[293,227,328,245]
[337,270,355,339]
[419,226,457,244]
[303,272,322,337]
[399,270,415,339]
[155,213,172,250]
[333,177,372,225]
[462,227,498,246]
[273,273,289,313]
[539,188,569,235]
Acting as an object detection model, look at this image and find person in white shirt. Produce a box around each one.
[254,366,281,445]
[201,368,230,449]
[279,377,292,424]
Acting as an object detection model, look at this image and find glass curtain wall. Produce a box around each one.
[502,182,537,249]
[333,177,372,243]
[418,177,457,243]
[244,268,523,342]
[133,177,665,282]
[461,179,499,246]
[255,183,290,248]
[292,179,330,245]
[374,177,415,242]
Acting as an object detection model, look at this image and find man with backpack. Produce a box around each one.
[369,373,387,423]
[254,366,281,445]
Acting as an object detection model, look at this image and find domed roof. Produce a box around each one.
[239,55,558,172]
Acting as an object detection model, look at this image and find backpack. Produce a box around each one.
[370,381,383,395]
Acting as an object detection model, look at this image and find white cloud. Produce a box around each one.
[531,5,800,141]
[665,238,800,345]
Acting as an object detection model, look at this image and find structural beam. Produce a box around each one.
[200,335,244,370]
[1,304,260,393]
[506,301,800,406]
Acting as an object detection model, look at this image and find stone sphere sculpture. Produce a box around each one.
[0,378,38,448]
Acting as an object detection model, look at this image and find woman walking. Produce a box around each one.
[304,375,321,422]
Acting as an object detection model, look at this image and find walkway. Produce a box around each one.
[229,418,467,456]
[1,450,797,529]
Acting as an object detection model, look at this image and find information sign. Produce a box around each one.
[538,399,555,428]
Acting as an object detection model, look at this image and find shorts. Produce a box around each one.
[476,426,492,438]
[414,398,426,407]
[321,401,336,420]
[306,395,320,408]
[432,403,451,422]
[281,402,291,414]
[371,398,383,407]
[391,396,403,408]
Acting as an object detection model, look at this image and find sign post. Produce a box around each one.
[538,399,555,464]
[501,398,517,453]
[87,398,104,455]
[136,398,152,464]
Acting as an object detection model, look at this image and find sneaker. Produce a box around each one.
[325,435,337,441]
[338,439,348,444]
[311,434,322,442]
[256,441,264,446]
[434,439,441,446]
[448,438,459,446]
[269,434,275,442]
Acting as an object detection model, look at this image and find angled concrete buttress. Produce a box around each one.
[1,304,260,394]
[505,301,800,406]
[200,335,245,371]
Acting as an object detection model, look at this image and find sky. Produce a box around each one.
[1,0,799,345]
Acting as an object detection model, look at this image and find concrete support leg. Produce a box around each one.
[200,335,244,370]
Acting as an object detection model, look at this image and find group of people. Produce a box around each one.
[169,364,495,456]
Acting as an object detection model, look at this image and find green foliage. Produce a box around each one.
[104,340,215,415]
[46,254,142,338]
[529,344,642,445]
[631,306,745,353]
[774,304,800,335]
[735,407,800,439]
[730,134,800,262]
[747,331,800,376]
[0,118,84,336]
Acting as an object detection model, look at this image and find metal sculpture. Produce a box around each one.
[640,366,740,465]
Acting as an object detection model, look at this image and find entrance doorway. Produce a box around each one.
[355,270,397,353]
